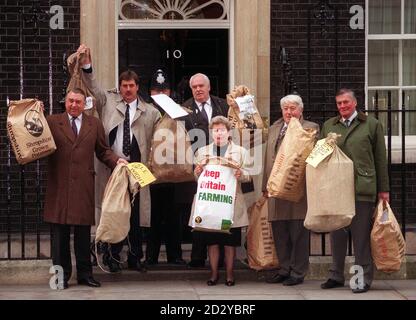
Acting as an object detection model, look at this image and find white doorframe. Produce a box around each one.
[114,0,235,91]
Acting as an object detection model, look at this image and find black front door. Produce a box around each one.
[118,29,229,247]
[118,29,229,103]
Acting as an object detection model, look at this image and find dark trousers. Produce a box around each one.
[271,219,310,279]
[51,223,92,282]
[329,201,374,286]
[146,184,183,262]
[110,195,143,264]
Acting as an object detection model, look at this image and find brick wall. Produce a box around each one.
[270,0,365,124]
[270,0,415,223]
[0,0,80,232]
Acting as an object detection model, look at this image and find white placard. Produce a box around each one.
[235,95,257,119]
[151,94,188,119]
[192,165,237,232]
[85,96,93,110]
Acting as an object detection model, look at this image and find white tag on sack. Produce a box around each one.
[85,96,93,110]
[306,138,334,168]
[235,95,257,118]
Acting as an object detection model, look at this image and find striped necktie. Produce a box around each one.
[71,117,78,138]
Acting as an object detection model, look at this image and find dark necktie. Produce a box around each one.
[200,102,209,122]
[345,119,350,127]
[279,125,287,140]
[71,117,78,138]
[123,104,131,157]
[275,125,287,153]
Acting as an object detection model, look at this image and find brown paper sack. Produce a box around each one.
[371,200,406,273]
[227,85,267,145]
[267,117,317,202]
[246,196,279,270]
[148,113,194,183]
[304,133,355,232]
[7,99,57,165]
[67,51,99,118]
[95,164,140,244]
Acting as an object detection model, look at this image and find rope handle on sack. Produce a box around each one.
[325,132,342,146]
[382,199,388,211]
[95,241,113,274]
[95,241,131,274]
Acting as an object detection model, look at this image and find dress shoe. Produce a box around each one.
[225,279,235,287]
[321,279,344,289]
[128,261,147,273]
[207,278,219,286]
[266,274,289,284]
[77,277,101,288]
[167,258,187,265]
[282,277,304,286]
[144,258,158,265]
[352,284,370,294]
[188,260,206,268]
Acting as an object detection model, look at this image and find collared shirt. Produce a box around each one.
[112,99,138,160]
[67,113,83,134]
[342,110,358,127]
[197,98,212,122]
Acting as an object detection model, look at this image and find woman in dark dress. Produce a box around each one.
[193,116,250,286]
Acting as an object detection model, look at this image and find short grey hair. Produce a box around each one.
[189,73,211,88]
[280,94,304,110]
[209,116,231,131]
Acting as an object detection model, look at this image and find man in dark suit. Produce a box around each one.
[44,88,127,289]
[180,73,228,268]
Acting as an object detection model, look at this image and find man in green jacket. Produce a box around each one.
[320,88,389,293]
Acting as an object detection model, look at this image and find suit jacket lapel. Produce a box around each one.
[58,113,76,144]
[76,114,92,146]
[132,99,145,125]
[271,119,284,154]
[110,100,126,133]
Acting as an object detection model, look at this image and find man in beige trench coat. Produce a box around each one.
[263,94,319,286]
[78,45,161,273]
[44,88,127,289]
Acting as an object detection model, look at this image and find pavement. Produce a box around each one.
[0,268,415,300]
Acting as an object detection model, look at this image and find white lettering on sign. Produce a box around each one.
[166,50,183,59]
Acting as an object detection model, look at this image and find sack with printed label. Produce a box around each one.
[67,50,99,118]
[96,163,155,244]
[227,85,267,145]
[246,196,279,270]
[371,200,406,273]
[304,133,355,232]
[148,113,195,183]
[267,117,317,202]
[7,99,56,165]
[190,157,239,233]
